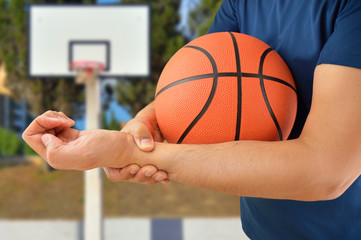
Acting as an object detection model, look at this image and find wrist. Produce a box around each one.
[111,131,137,168]
[144,142,185,180]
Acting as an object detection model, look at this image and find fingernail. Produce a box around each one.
[141,138,152,148]
[46,116,60,120]
[145,171,153,177]
[42,134,51,147]
[155,175,164,182]
[55,115,68,122]
[130,167,138,174]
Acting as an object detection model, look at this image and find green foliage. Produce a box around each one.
[0,0,93,117]
[108,111,121,131]
[102,111,121,131]
[114,0,223,116]
[0,127,23,156]
[0,127,36,156]
[188,0,223,37]
[0,0,186,119]
[115,0,186,116]
[24,141,36,155]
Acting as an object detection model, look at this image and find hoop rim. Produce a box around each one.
[70,60,106,71]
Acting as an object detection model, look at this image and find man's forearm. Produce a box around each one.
[135,139,342,201]
[117,65,361,202]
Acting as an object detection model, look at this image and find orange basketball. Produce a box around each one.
[155,32,297,144]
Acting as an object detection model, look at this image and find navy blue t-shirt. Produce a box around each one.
[208,0,361,239]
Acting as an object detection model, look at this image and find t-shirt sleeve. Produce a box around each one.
[207,0,240,34]
[317,0,361,69]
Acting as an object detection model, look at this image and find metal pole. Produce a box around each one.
[84,76,103,240]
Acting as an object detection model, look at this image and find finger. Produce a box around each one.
[54,112,75,133]
[137,172,167,185]
[122,120,154,152]
[41,133,66,168]
[104,165,140,182]
[42,110,75,128]
[146,170,170,185]
[56,128,80,142]
[134,102,164,142]
[162,179,170,184]
[23,113,74,138]
[103,167,112,179]
[151,171,168,183]
[22,118,65,159]
[131,165,158,183]
[57,111,75,122]
[133,124,155,152]
[42,110,70,120]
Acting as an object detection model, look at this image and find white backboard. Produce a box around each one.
[28,5,150,78]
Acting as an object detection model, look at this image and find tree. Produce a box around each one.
[114,0,186,116]
[0,127,23,156]
[0,0,94,118]
[102,111,121,131]
[188,0,222,37]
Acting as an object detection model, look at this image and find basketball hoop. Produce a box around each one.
[70,60,105,240]
[70,60,105,84]
[29,6,151,240]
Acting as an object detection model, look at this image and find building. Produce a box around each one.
[0,62,28,135]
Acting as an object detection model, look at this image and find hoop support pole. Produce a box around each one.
[84,76,104,240]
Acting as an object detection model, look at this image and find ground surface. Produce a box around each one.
[0,164,240,219]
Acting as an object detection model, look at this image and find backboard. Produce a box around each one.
[28,5,150,78]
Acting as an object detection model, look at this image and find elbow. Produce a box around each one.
[307,166,357,201]
[317,181,349,201]
[296,138,359,201]
[301,179,351,202]
[318,159,361,201]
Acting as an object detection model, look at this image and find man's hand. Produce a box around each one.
[103,102,170,184]
[22,110,77,160]
[23,111,137,170]
[23,108,169,184]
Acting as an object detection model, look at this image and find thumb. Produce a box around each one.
[42,133,64,152]
[133,125,155,152]
[41,134,66,168]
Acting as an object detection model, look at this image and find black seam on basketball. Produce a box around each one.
[229,32,242,141]
[155,73,215,98]
[176,45,218,144]
[155,72,295,99]
[242,73,296,92]
[259,48,283,141]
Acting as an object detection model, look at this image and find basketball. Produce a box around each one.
[155,32,297,144]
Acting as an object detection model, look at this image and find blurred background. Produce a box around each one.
[0,0,246,239]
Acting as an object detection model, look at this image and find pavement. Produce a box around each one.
[0,218,250,240]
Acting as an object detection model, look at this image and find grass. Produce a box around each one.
[0,164,240,219]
